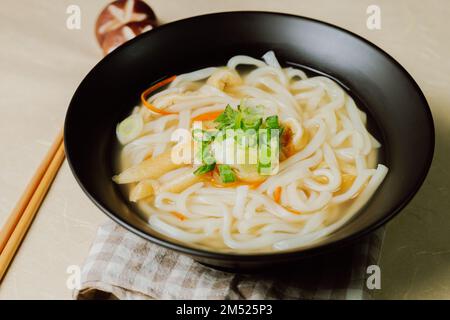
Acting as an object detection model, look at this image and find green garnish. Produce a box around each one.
[214,104,265,131]
[214,105,240,130]
[242,117,262,131]
[194,137,216,176]
[260,115,282,141]
[193,103,284,178]
[257,115,282,175]
[202,141,216,164]
[194,163,216,176]
[241,105,264,131]
[265,115,281,129]
[257,131,273,174]
[217,164,236,183]
[236,129,258,148]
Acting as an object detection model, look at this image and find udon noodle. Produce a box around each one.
[113,51,388,252]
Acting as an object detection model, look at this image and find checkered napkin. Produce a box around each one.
[74,221,385,300]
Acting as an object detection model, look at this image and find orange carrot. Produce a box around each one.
[207,177,265,190]
[248,180,264,190]
[192,111,223,122]
[287,208,302,215]
[141,75,177,115]
[171,211,186,221]
[273,186,282,204]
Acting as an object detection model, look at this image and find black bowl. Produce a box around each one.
[64,12,434,271]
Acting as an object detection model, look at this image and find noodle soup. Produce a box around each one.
[112,51,388,253]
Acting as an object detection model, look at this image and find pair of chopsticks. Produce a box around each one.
[0,130,65,281]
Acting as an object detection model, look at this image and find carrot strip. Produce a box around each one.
[248,180,264,190]
[171,211,186,221]
[273,186,282,204]
[141,75,177,115]
[287,208,302,215]
[192,111,223,122]
[272,187,301,214]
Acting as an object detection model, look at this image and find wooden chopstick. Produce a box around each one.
[0,131,65,281]
[0,129,63,254]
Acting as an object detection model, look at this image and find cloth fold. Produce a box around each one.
[74,221,384,300]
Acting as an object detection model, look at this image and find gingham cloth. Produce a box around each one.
[74,221,385,300]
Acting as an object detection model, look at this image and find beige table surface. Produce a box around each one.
[0,0,449,300]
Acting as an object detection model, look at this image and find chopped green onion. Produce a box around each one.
[214,104,266,131]
[261,115,283,148]
[234,111,242,129]
[241,105,263,131]
[214,105,239,130]
[218,164,236,183]
[194,163,216,176]
[236,129,258,148]
[258,142,272,174]
[192,128,204,142]
[201,141,216,165]
[210,104,284,178]
[116,113,143,144]
[265,115,280,129]
[242,117,262,131]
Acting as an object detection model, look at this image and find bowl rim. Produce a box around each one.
[64,11,435,261]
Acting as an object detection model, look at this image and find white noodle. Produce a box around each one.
[285,67,307,81]
[233,185,249,218]
[227,55,266,69]
[245,66,288,86]
[169,67,218,87]
[177,110,191,130]
[262,50,281,68]
[279,118,327,171]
